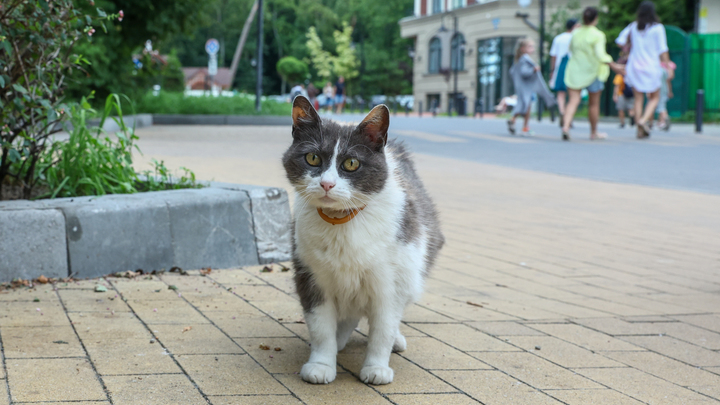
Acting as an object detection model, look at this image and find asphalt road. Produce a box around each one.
[330,113,720,195]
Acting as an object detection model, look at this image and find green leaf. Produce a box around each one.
[12,84,27,94]
[8,149,21,163]
[0,40,11,56]
[101,22,107,34]
[0,75,4,88]
[96,8,107,18]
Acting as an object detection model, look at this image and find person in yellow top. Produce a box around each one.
[561,7,624,141]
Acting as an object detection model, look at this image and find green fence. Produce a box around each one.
[689,33,720,112]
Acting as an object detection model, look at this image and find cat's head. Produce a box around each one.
[282,96,389,211]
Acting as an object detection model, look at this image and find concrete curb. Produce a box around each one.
[152,114,292,126]
[0,183,291,281]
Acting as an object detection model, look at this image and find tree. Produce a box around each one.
[65,0,212,102]
[545,0,581,46]
[305,23,359,82]
[305,26,334,81]
[332,22,360,80]
[276,56,309,85]
[0,0,118,199]
[599,0,696,44]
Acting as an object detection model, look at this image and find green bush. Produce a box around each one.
[277,56,309,85]
[37,94,201,199]
[134,92,292,115]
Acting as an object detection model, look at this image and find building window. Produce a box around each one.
[451,0,464,9]
[432,0,442,14]
[428,37,441,74]
[451,33,465,71]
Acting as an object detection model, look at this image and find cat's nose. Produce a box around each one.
[320,181,335,192]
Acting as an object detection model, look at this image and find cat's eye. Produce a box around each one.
[342,158,360,172]
[305,153,321,167]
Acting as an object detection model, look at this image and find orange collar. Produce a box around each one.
[317,206,365,225]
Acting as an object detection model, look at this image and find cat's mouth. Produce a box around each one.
[319,196,336,204]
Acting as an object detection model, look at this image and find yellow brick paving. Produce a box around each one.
[1,125,719,404]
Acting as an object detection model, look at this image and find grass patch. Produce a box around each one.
[134,91,292,115]
[35,94,201,199]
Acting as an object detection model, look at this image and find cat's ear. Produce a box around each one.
[357,104,389,150]
[292,95,320,131]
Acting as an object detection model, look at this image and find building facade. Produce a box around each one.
[400,0,597,114]
[699,0,720,34]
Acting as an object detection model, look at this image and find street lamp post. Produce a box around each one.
[255,0,264,112]
[452,15,458,117]
[537,0,545,121]
[441,12,463,117]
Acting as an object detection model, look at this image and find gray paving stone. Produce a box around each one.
[162,188,258,269]
[0,209,68,279]
[54,193,173,278]
[210,183,291,263]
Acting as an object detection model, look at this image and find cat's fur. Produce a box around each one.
[282,96,444,385]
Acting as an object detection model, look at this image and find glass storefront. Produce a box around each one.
[476,37,520,112]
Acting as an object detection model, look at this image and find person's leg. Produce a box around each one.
[522,105,531,131]
[562,89,582,134]
[640,90,660,124]
[588,90,604,138]
[556,91,567,116]
[633,90,645,125]
[618,109,626,126]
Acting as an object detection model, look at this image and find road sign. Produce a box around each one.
[205,38,220,55]
[208,54,218,76]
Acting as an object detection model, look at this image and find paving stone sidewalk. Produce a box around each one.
[2,125,719,404]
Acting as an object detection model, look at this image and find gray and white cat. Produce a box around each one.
[282,96,444,385]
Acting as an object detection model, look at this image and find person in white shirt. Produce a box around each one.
[616,1,675,139]
[549,18,579,125]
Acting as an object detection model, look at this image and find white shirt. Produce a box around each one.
[616,22,668,93]
[549,32,573,88]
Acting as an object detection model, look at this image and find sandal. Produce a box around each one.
[507,119,516,135]
[562,130,571,141]
[637,122,651,139]
[590,132,608,141]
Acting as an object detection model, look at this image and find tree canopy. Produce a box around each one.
[168,0,414,97]
[599,0,696,43]
[276,56,309,84]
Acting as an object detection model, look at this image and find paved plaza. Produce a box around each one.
[2,118,720,404]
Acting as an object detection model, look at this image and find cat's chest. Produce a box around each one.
[295,207,399,270]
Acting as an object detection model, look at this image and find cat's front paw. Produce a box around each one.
[301,362,336,384]
[360,365,394,385]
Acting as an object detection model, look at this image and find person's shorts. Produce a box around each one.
[616,96,634,111]
[334,95,345,105]
[586,79,605,93]
[656,93,668,113]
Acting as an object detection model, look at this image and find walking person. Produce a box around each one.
[334,76,346,114]
[562,7,624,141]
[654,65,674,130]
[322,81,334,112]
[613,54,635,128]
[615,1,675,138]
[507,38,555,136]
[549,18,579,126]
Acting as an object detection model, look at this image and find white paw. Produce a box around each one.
[300,362,336,384]
[392,334,407,352]
[360,365,394,385]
